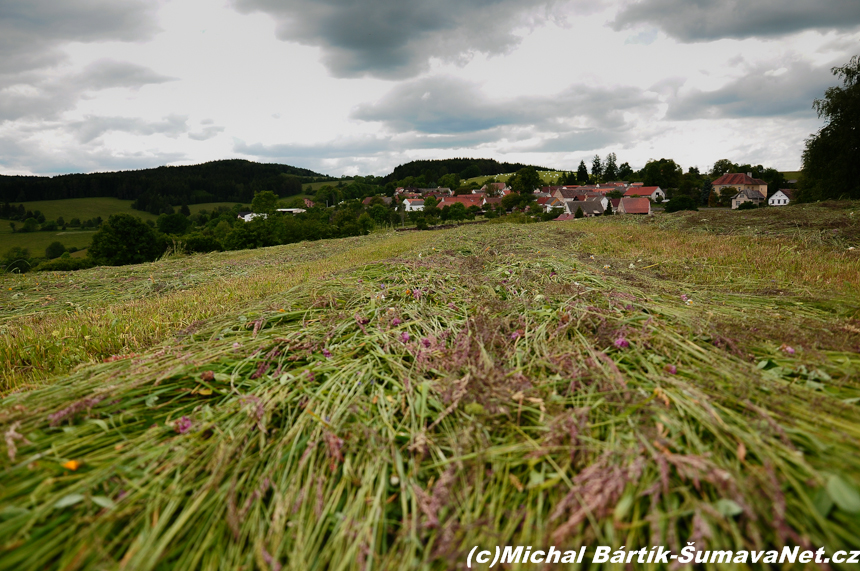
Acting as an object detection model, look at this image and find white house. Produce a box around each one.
[402,198,424,212]
[237,212,267,222]
[623,186,665,201]
[768,189,793,206]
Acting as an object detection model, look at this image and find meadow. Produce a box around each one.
[1,206,859,570]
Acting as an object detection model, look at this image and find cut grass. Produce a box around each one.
[1,212,860,570]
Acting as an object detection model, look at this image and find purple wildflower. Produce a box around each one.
[665,364,677,374]
[391,318,402,326]
[448,303,456,309]
[413,289,422,300]
[307,370,315,382]
[175,416,192,434]
[322,348,332,359]
[681,294,688,302]
[421,338,431,348]
[550,271,557,276]
[400,332,410,343]
[614,337,630,349]
[782,345,795,355]
[232,342,240,349]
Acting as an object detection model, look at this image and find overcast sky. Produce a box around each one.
[1,0,858,177]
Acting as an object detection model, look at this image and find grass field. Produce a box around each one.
[465,171,569,187]
[1,204,860,569]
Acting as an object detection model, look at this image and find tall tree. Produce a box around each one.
[642,158,682,190]
[591,155,603,181]
[799,56,860,201]
[576,161,589,184]
[618,162,633,180]
[509,166,541,193]
[603,153,618,180]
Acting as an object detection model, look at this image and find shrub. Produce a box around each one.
[36,256,97,272]
[184,233,222,253]
[737,201,759,210]
[664,196,700,213]
[89,214,162,266]
[45,241,66,259]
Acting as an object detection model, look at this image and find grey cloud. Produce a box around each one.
[668,60,834,120]
[188,126,226,141]
[612,0,860,42]
[0,61,175,123]
[68,115,190,143]
[0,0,159,74]
[231,0,589,78]
[351,76,659,134]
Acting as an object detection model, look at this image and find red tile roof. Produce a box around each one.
[624,186,660,197]
[621,197,650,214]
[438,196,483,208]
[712,173,767,186]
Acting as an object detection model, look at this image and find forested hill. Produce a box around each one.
[0,160,333,212]
[384,158,551,183]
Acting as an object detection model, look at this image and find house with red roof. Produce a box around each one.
[712,173,768,197]
[623,186,665,201]
[402,198,424,212]
[536,196,565,213]
[618,197,651,215]
[768,189,793,206]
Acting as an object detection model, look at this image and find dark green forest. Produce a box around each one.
[0,160,332,214]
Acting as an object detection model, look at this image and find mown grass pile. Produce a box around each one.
[1,218,860,570]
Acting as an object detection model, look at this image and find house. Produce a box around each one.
[536,196,564,213]
[563,199,604,217]
[712,173,768,197]
[483,196,503,209]
[237,212,267,222]
[402,199,424,212]
[362,196,393,206]
[609,198,621,213]
[731,189,766,209]
[768,189,793,206]
[585,195,609,211]
[554,188,586,201]
[624,186,665,201]
[553,213,576,221]
[276,208,306,215]
[481,182,508,194]
[303,198,316,208]
[618,197,651,215]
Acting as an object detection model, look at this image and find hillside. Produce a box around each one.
[384,158,553,183]
[1,212,859,569]
[0,160,334,209]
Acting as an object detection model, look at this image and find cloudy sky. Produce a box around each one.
[1,0,858,177]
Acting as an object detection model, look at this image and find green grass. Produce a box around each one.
[14,198,159,224]
[0,223,96,258]
[1,206,860,570]
[465,171,569,187]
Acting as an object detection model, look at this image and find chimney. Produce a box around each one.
[747,172,752,177]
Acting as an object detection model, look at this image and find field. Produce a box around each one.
[465,171,568,186]
[1,204,860,569]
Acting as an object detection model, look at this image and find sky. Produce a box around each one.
[1,0,858,178]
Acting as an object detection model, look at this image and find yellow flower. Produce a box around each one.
[63,460,81,471]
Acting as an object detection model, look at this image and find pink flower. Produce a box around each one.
[782,345,795,355]
[322,348,332,358]
[665,364,677,374]
[391,318,402,326]
[681,294,688,302]
[400,332,410,343]
[412,290,422,300]
[614,337,629,349]
[175,416,192,434]
[421,338,431,348]
[511,331,520,340]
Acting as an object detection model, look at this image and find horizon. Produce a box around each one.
[2,1,857,177]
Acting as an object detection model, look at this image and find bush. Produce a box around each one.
[89,214,162,266]
[157,212,192,235]
[663,196,700,213]
[36,257,97,272]
[2,247,33,273]
[40,220,58,231]
[737,201,759,210]
[45,241,66,259]
[184,233,222,253]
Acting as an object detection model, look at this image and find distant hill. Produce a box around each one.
[384,158,553,183]
[0,160,335,213]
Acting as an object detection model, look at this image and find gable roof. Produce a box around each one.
[438,196,483,208]
[624,186,660,197]
[713,173,768,186]
[775,189,794,199]
[621,197,650,214]
[733,189,765,200]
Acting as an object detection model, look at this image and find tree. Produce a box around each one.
[438,173,460,189]
[710,159,739,178]
[70,218,81,227]
[509,166,542,193]
[642,158,682,190]
[663,196,699,213]
[574,205,584,219]
[251,190,279,214]
[157,212,192,235]
[591,155,603,181]
[45,241,66,259]
[89,214,162,266]
[604,153,618,180]
[56,216,65,227]
[23,218,38,232]
[604,201,613,215]
[444,202,467,222]
[618,162,634,180]
[576,161,589,184]
[8,222,15,233]
[179,204,191,217]
[798,55,860,201]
